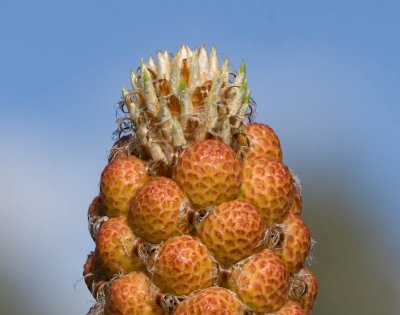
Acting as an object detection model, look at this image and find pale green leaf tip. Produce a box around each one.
[239,62,246,74]
[142,67,150,82]
[179,79,186,90]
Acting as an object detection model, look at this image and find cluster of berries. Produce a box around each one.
[83,121,318,314]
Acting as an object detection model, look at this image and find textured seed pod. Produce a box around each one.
[87,196,108,241]
[83,252,106,298]
[105,272,164,315]
[173,287,245,315]
[100,156,148,217]
[289,186,302,216]
[152,235,217,295]
[240,157,294,225]
[128,177,190,243]
[196,199,266,264]
[227,249,290,313]
[243,122,282,161]
[277,300,306,315]
[88,196,105,218]
[290,268,318,313]
[173,139,242,208]
[272,213,311,273]
[96,217,143,278]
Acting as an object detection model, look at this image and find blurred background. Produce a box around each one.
[0,0,399,314]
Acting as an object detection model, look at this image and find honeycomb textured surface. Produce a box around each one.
[129,177,189,243]
[227,249,290,312]
[83,46,319,315]
[240,157,294,225]
[243,122,282,161]
[96,217,142,277]
[100,156,148,217]
[105,272,164,315]
[197,199,266,264]
[173,139,242,208]
[152,235,217,296]
[173,287,245,315]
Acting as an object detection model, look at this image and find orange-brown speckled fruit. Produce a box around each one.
[227,249,290,313]
[96,217,143,278]
[152,235,217,296]
[100,156,148,217]
[173,139,242,208]
[240,157,294,225]
[105,272,164,315]
[291,268,318,313]
[88,196,105,218]
[87,196,107,241]
[128,177,189,244]
[277,301,306,315]
[289,186,302,216]
[83,252,105,297]
[243,122,282,161]
[173,287,245,315]
[196,199,266,265]
[273,213,311,274]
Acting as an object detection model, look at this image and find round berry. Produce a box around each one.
[100,156,148,217]
[227,249,290,312]
[173,139,242,208]
[197,199,266,264]
[96,217,143,278]
[129,177,189,243]
[243,122,282,161]
[174,287,245,315]
[105,272,163,315]
[240,157,294,225]
[152,235,217,295]
[271,213,311,273]
[290,268,318,313]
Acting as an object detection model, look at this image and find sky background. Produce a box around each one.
[0,0,399,314]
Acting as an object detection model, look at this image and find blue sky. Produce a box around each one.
[0,1,399,314]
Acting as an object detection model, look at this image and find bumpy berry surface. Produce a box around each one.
[96,217,142,278]
[240,157,294,225]
[152,235,216,295]
[289,187,302,216]
[277,301,306,315]
[275,213,311,273]
[88,196,105,218]
[100,156,148,217]
[84,46,320,315]
[173,287,245,315]
[128,177,189,243]
[105,272,164,315]
[196,199,266,264]
[292,268,318,313]
[83,252,104,297]
[243,122,282,161]
[173,139,242,208]
[87,196,107,241]
[227,249,290,313]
